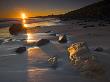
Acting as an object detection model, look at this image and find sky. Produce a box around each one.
[0,0,101,18]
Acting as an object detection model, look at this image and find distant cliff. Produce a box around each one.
[60,0,110,20]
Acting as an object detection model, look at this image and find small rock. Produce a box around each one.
[15,47,26,53]
[49,33,56,36]
[7,38,13,41]
[79,23,86,25]
[45,31,56,36]
[48,56,58,69]
[94,47,104,52]
[83,25,95,28]
[45,30,52,33]
[36,39,49,46]
[0,39,3,44]
[98,23,107,27]
[58,35,67,43]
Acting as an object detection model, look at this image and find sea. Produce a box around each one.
[0,18,62,38]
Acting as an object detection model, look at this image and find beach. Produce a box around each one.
[0,18,110,82]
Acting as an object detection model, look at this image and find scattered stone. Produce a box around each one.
[107,22,110,24]
[94,47,104,52]
[9,23,26,35]
[7,38,13,41]
[49,33,56,36]
[77,22,81,23]
[0,39,3,44]
[15,47,26,54]
[36,39,50,46]
[45,30,56,36]
[45,30,52,33]
[84,20,91,22]
[83,25,95,28]
[48,56,58,69]
[58,35,67,43]
[98,23,107,27]
[3,38,12,43]
[79,23,86,25]
[20,38,26,41]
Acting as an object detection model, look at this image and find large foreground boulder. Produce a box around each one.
[15,47,26,54]
[68,42,90,62]
[68,42,105,79]
[36,39,50,46]
[58,35,67,43]
[9,24,26,35]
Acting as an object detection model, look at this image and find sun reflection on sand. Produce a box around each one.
[27,47,49,82]
[26,29,49,82]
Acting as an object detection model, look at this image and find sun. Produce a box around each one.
[21,13,27,19]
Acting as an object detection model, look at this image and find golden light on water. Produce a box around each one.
[23,19,26,23]
[21,12,28,27]
[27,33,34,43]
[24,24,28,27]
[26,31,37,43]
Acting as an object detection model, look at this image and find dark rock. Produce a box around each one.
[45,31,56,36]
[15,47,26,54]
[83,25,95,28]
[58,35,67,43]
[77,22,81,23]
[98,23,107,26]
[79,23,87,25]
[49,33,56,36]
[0,39,3,44]
[9,23,26,35]
[45,30,51,33]
[36,39,49,46]
[7,38,13,41]
[94,47,104,52]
